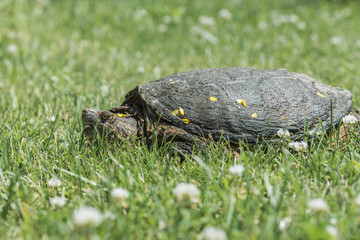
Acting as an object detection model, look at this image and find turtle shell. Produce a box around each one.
[123,67,353,144]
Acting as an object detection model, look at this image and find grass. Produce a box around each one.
[1,0,360,239]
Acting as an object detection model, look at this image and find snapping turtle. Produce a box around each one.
[82,67,358,154]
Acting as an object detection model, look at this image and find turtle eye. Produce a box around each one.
[101,112,110,121]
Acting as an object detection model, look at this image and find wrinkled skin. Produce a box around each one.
[82,107,204,155]
[82,67,359,155]
[82,108,139,143]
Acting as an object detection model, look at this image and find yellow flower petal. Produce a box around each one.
[172,109,179,116]
[179,107,185,116]
[117,113,127,117]
[317,92,326,98]
[236,99,246,107]
[181,119,190,124]
[240,99,246,108]
[251,113,258,118]
[210,96,217,101]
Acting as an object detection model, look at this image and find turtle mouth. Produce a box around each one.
[83,124,95,132]
[83,122,117,141]
[82,108,105,137]
[82,124,97,140]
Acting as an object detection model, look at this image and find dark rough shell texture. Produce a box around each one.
[123,67,353,144]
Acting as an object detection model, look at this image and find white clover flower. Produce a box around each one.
[330,36,342,45]
[229,164,245,177]
[153,66,162,78]
[307,198,328,212]
[48,116,56,122]
[273,14,288,26]
[279,217,292,231]
[310,34,318,42]
[79,40,90,48]
[158,220,167,230]
[198,226,227,240]
[158,24,167,32]
[277,129,290,138]
[111,187,129,202]
[173,183,200,202]
[199,16,216,27]
[258,21,267,29]
[163,15,172,24]
[326,225,338,238]
[7,44,18,55]
[73,206,103,227]
[137,66,145,73]
[288,142,297,150]
[342,114,358,126]
[355,194,360,207]
[50,76,58,82]
[134,9,147,20]
[289,14,299,23]
[218,9,232,20]
[309,128,322,137]
[48,177,62,187]
[289,141,308,152]
[50,197,66,207]
[100,84,109,96]
[297,21,307,30]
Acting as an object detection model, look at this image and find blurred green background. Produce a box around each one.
[1,0,360,239]
[1,0,359,115]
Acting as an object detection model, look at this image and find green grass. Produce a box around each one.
[1,0,360,239]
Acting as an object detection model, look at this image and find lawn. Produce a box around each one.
[1,0,360,239]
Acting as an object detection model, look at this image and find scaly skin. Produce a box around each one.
[82,107,205,157]
[81,108,139,143]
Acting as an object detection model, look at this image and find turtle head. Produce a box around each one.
[82,108,138,143]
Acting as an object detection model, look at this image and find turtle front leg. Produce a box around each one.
[154,123,205,160]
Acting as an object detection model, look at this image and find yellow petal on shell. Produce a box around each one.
[317,92,326,98]
[172,109,179,116]
[179,107,185,116]
[251,113,258,118]
[117,113,127,117]
[240,99,246,108]
[181,119,190,124]
[210,96,217,101]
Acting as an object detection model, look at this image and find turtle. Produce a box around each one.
[82,67,359,155]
